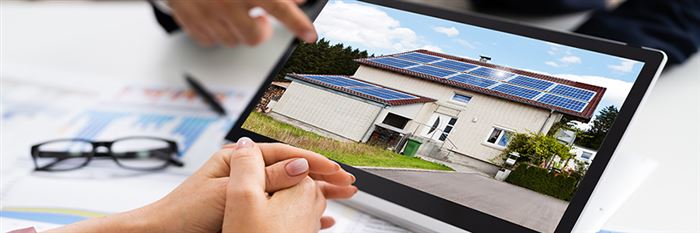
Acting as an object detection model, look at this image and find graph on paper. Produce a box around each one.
[65,111,223,156]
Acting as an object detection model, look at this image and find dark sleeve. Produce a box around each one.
[575,0,700,65]
[471,0,606,14]
[148,0,181,34]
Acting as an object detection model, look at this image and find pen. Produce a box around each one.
[184,73,227,116]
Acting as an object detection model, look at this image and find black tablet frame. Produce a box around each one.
[226,0,666,232]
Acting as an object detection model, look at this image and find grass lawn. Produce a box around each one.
[242,112,453,171]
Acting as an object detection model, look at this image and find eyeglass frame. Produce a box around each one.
[30,136,184,172]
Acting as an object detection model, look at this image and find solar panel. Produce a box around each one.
[395,52,442,63]
[448,74,498,88]
[549,84,596,101]
[369,57,418,69]
[508,76,555,91]
[468,67,515,81]
[349,87,417,100]
[491,83,541,99]
[303,75,373,87]
[537,94,587,112]
[431,60,478,72]
[407,65,456,78]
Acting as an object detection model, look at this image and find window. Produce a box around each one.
[438,118,458,141]
[451,93,472,104]
[581,151,593,160]
[486,127,514,147]
[382,113,410,129]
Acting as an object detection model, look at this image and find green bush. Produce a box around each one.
[505,165,579,201]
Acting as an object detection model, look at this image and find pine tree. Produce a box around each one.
[576,105,619,149]
[274,38,371,81]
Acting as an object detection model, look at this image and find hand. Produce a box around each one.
[45,138,356,233]
[223,138,336,232]
[168,0,318,47]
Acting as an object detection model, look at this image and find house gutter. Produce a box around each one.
[539,109,555,134]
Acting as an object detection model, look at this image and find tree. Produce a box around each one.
[577,105,619,149]
[503,133,572,167]
[274,38,373,81]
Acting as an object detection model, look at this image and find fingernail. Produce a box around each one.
[286,158,309,176]
[237,137,254,149]
[349,173,356,183]
[302,31,316,43]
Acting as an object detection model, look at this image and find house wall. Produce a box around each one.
[272,81,382,142]
[353,66,563,163]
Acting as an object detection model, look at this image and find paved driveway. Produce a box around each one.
[364,168,568,233]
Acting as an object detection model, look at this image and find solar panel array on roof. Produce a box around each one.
[396,52,442,63]
[304,75,372,87]
[448,74,498,88]
[370,57,418,69]
[432,60,478,72]
[298,75,417,101]
[408,65,457,78]
[507,76,555,91]
[491,83,541,99]
[549,84,596,101]
[349,87,416,100]
[468,67,515,81]
[537,94,587,112]
[356,51,602,113]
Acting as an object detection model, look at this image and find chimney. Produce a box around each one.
[479,55,491,63]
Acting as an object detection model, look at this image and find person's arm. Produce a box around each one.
[147,0,317,47]
[42,138,357,233]
[471,0,608,14]
[575,0,700,65]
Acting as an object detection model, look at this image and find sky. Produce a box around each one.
[314,0,646,128]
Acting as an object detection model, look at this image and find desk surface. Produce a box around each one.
[1,1,698,232]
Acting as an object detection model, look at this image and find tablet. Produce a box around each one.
[226,0,666,232]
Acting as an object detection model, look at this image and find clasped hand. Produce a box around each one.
[47,137,357,233]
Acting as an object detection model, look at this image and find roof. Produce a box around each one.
[285,74,436,106]
[271,82,290,89]
[354,50,607,121]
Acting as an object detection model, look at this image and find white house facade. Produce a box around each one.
[269,50,606,173]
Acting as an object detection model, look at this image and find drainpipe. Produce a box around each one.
[539,109,555,134]
[361,104,388,142]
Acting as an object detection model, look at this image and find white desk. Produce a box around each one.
[2,1,698,232]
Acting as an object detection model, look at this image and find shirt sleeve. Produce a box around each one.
[575,0,700,65]
[470,0,607,14]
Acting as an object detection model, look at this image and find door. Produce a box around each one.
[421,113,458,141]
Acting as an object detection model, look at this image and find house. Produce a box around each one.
[268,50,606,174]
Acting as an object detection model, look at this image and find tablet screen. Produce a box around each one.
[240,1,645,232]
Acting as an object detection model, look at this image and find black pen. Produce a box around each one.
[184,73,227,116]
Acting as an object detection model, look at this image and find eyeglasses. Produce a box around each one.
[30,136,184,172]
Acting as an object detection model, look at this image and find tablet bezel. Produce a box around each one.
[225,0,666,232]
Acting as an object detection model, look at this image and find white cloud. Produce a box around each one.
[454,39,476,49]
[315,1,438,53]
[420,45,444,53]
[545,61,560,67]
[545,43,582,67]
[560,55,581,64]
[433,26,459,37]
[608,58,636,73]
